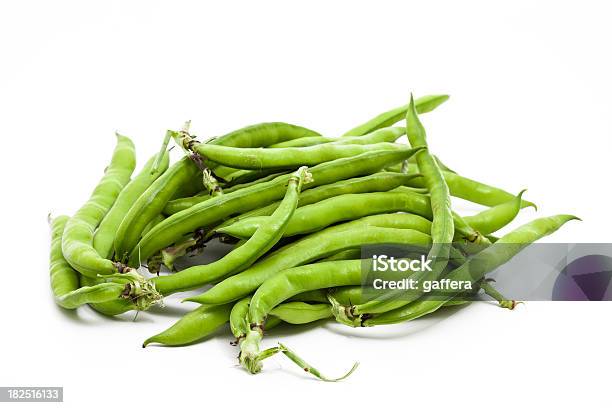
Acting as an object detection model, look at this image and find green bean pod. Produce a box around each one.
[269,136,334,148]
[330,127,406,145]
[152,167,312,295]
[55,283,126,309]
[406,95,454,274]
[207,122,321,148]
[115,157,200,263]
[142,303,233,347]
[206,123,320,178]
[328,213,434,233]
[464,190,533,235]
[269,126,405,148]
[229,297,253,341]
[54,266,162,312]
[62,134,136,278]
[186,140,407,171]
[217,168,284,186]
[222,172,290,194]
[269,302,333,324]
[79,275,135,316]
[329,286,366,305]
[319,249,362,262]
[141,214,166,237]
[362,214,579,326]
[288,290,330,303]
[398,163,536,209]
[170,167,205,199]
[342,94,449,136]
[93,151,170,259]
[131,147,424,265]
[218,126,407,182]
[229,297,283,343]
[217,191,433,239]
[49,215,80,307]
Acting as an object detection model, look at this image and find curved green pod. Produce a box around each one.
[142,303,233,347]
[342,94,449,136]
[49,215,80,307]
[79,275,135,316]
[62,134,136,278]
[190,142,408,171]
[464,190,534,235]
[93,150,170,259]
[269,302,332,324]
[207,122,321,148]
[398,163,536,209]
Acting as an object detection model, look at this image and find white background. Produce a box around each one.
[1,1,611,407]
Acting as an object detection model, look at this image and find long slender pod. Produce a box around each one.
[181,135,409,171]
[207,122,321,148]
[61,133,136,277]
[49,215,80,307]
[396,163,537,209]
[343,94,449,136]
[93,150,170,259]
[143,303,234,347]
[464,190,534,235]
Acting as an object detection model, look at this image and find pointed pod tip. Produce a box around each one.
[557,214,582,223]
[517,190,537,210]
